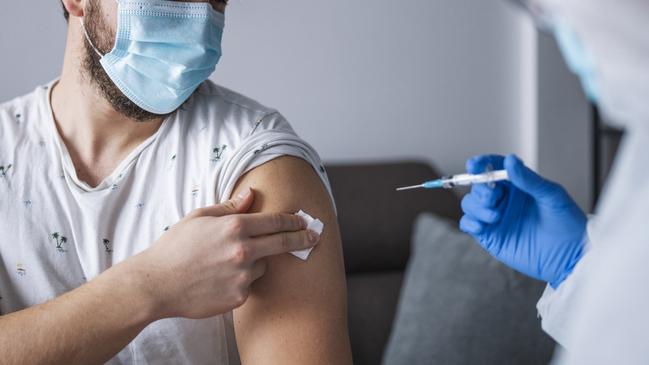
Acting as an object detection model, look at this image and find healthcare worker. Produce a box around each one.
[460,0,649,363]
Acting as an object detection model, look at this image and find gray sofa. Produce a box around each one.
[325,162,556,365]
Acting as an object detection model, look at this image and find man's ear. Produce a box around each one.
[62,0,85,18]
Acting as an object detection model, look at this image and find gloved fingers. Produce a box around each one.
[469,183,505,208]
[461,194,502,224]
[459,214,485,235]
[466,154,505,174]
[504,154,556,199]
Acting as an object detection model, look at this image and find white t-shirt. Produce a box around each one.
[0,80,333,365]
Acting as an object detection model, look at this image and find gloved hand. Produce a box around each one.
[459,154,587,288]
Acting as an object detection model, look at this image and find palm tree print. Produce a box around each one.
[0,164,12,178]
[166,154,178,172]
[211,145,227,163]
[51,232,68,252]
[102,238,112,253]
[16,263,26,276]
[253,144,270,155]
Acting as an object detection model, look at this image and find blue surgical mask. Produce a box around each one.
[81,0,225,114]
[552,19,600,103]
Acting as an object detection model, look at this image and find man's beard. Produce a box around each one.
[81,0,173,122]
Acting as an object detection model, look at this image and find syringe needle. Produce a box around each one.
[396,184,425,191]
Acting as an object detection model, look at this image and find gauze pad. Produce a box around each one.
[292,210,324,260]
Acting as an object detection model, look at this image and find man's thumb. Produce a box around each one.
[504,155,554,198]
[197,187,255,217]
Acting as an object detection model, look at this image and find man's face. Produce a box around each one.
[82,0,227,122]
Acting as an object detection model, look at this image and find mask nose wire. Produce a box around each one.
[79,17,105,58]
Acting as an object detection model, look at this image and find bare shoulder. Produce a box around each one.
[231,156,352,365]
[234,156,335,214]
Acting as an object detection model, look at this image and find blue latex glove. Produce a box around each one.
[459,154,587,288]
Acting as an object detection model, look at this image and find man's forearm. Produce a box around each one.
[0,259,158,365]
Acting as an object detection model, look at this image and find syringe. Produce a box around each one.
[396,170,509,191]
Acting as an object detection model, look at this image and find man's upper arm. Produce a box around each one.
[231,156,352,365]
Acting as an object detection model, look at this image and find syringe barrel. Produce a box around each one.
[450,170,509,186]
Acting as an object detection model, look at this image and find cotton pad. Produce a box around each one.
[292,210,324,260]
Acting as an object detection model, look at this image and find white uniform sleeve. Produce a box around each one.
[536,220,596,349]
[214,112,336,212]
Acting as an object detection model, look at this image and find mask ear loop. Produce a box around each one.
[79,17,105,58]
[80,0,121,58]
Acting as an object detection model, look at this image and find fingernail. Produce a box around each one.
[236,187,252,200]
[307,230,320,245]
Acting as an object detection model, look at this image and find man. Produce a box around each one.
[460,0,649,363]
[0,0,352,364]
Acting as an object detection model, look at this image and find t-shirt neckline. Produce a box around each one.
[42,80,173,193]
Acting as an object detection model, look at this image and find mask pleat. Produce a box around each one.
[118,52,215,90]
[104,57,198,111]
[124,40,221,71]
[97,3,225,114]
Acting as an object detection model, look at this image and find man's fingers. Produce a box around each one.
[241,212,306,237]
[250,229,320,260]
[192,188,255,218]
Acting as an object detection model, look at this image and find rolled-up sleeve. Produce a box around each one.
[214,112,336,212]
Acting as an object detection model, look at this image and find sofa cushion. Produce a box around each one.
[383,213,555,365]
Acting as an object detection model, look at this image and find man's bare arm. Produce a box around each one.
[232,156,353,365]
[0,194,316,365]
[0,262,154,365]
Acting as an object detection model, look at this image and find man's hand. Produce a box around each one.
[132,187,320,320]
[0,188,319,365]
